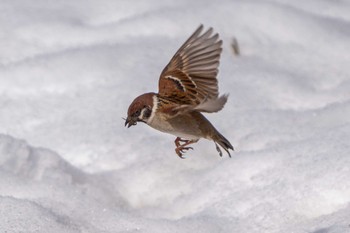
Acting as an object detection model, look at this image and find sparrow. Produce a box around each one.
[125,25,233,158]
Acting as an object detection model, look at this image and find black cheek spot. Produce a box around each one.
[143,108,152,119]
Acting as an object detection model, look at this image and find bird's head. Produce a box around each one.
[125,92,155,128]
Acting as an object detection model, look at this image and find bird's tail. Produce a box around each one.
[212,131,234,158]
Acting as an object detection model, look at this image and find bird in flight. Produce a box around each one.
[125,25,233,158]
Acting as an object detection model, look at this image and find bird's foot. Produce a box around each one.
[175,146,193,158]
[174,138,198,158]
[174,137,190,147]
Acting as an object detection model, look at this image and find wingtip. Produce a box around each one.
[195,24,218,39]
[196,24,204,34]
[207,27,214,35]
[222,93,230,99]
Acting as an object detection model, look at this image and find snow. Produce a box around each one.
[1,0,350,232]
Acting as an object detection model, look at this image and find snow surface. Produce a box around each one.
[1,0,350,232]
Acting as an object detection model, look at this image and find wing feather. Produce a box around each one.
[158,25,227,116]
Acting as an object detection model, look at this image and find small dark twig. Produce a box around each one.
[231,37,240,56]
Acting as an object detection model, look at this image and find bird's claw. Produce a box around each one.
[174,138,198,158]
[175,146,193,158]
[175,137,189,147]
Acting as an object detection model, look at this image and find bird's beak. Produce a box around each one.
[125,116,137,128]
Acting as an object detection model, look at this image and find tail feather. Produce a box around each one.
[213,132,234,158]
[194,94,229,113]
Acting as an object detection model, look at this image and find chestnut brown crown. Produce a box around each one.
[125,92,155,128]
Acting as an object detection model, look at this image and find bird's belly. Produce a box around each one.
[147,115,201,140]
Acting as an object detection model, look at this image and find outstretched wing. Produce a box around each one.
[158,25,227,114]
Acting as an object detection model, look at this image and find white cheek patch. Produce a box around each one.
[139,108,146,120]
[140,107,150,120]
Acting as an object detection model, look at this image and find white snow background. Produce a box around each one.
[1,0,350,232]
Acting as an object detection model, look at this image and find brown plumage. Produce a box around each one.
[125,25,233,158]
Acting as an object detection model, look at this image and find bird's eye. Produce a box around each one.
[135,110,141,115]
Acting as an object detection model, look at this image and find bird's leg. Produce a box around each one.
[174,137,189,147]
[175,139,198,158]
